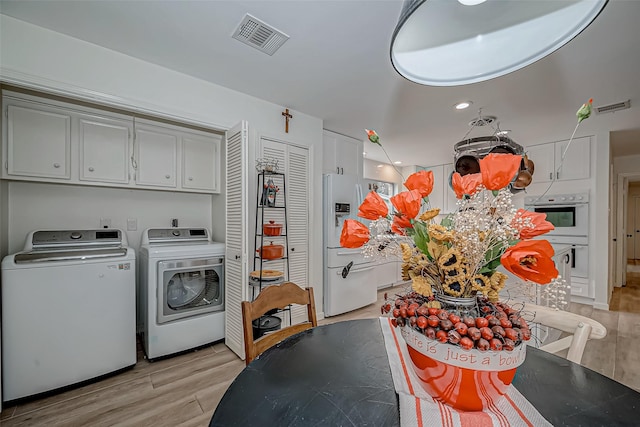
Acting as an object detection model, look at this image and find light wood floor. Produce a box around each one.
[609,260,640,313]
[2,284,640,426]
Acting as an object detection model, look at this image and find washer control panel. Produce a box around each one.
[30,229,123,249]
[147,228,210,244]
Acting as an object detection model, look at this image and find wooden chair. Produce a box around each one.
[241,281,317,365]
[523,303,607,364]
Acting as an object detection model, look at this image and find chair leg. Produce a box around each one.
[566,322,592,364]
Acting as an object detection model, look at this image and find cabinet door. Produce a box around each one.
[322,130,362,176]
[336,136,362,176]
[182,132,221,192]
[6,103,70,179]
[556,136,590,181]
[443,163,459,214]
[79,114,132,184]
[134,123,177,188]
[526,144,555,183]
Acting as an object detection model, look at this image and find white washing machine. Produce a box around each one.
[1,229,136,402]
[139,228,225,360]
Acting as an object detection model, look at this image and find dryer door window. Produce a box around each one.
[157,257,224,324]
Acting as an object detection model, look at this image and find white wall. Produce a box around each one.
[6,181,214,254]
[0,16,324,313]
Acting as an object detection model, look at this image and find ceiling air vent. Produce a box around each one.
[595,100,631,115]
[232,13,289,56]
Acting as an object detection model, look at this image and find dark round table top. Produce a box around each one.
[210,318,640,426]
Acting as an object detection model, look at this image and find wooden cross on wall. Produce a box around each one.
[282,108,293,133]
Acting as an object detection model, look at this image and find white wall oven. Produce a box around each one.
[525,193,589,281]
[524,193,589,238]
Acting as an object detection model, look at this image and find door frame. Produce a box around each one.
[615,172,640,287]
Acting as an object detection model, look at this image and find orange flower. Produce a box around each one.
[339,219,370,248]
[391,190,422,220]
[479,153,522,191]
[358,191,389,220]
[392,214,412,234]
[451,172,482,199]
[500,240,558,284]
[511,209,554,239]
[404,170,434,198]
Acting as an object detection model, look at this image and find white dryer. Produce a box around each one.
[1,229,136,401]
[139,228,225,360]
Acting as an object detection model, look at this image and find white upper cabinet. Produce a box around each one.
[2,91,222,194]
[182,132,221,192]
[78,113,132,184]
[134,121,178,188]
[323,130,363,176]
[5,101,71,180]
[526,137,590,183]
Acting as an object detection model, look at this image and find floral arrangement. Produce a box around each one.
[340,131,568,351]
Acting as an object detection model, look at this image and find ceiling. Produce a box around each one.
[1,0,639,166]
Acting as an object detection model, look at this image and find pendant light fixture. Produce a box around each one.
[390,0,608,86]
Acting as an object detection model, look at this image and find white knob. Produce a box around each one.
[188,177,193,181]
[561,197,566,201]
[578,196,583,200]
[165,174,170,179]
[53,163,60,168]
[88,167,95,172]
[569,196,574,201]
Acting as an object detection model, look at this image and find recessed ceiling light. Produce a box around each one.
[377,164,384,168]
[394,161,402,165]
[496,130,510,136]
[455,101,472,110]
[458,0,487,6]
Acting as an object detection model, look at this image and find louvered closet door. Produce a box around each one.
[262,139,310,325]
[225,121,249,358]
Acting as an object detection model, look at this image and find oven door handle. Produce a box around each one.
[528,204,586,209]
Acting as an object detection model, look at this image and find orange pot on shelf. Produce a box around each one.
[256,242,284,260]
[263,221,283,236]
[401,326,526,411]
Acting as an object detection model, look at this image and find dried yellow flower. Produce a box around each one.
[412,276,434,297]
[426,300,442,308]
[400,243,413,262]
[419,208,440,222]
[438,248,462,271]
[487,290,500,302]
[443,275,466,297]
[490,272,508,291]
[470,274,491,293]
[429,224,453,241]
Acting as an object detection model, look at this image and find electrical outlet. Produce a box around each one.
[100,218,111,229]
[127,218,137,231]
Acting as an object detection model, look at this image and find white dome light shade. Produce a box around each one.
[390,0,607,86]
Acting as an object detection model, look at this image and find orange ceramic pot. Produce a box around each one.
[401,326,526,411]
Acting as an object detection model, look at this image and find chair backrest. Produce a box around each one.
[241,281,317,365]
[522,303,607,364]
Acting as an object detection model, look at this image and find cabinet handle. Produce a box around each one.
[188,176,193,181]
[291,247,295,252]
[235,255,240,260]
[556,171,560,179]
[337,167,340,174]
[165,174,171,179]
[88,167,95,172]
[53,163,61,168]
[549,172,552,180]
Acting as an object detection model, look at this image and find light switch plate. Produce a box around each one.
[127,218,137,231]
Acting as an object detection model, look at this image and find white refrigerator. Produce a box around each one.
[323,174,377,316]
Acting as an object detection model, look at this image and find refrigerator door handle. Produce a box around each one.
[336,265,374,275]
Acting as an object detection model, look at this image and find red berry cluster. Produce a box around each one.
[381,292,531,351]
